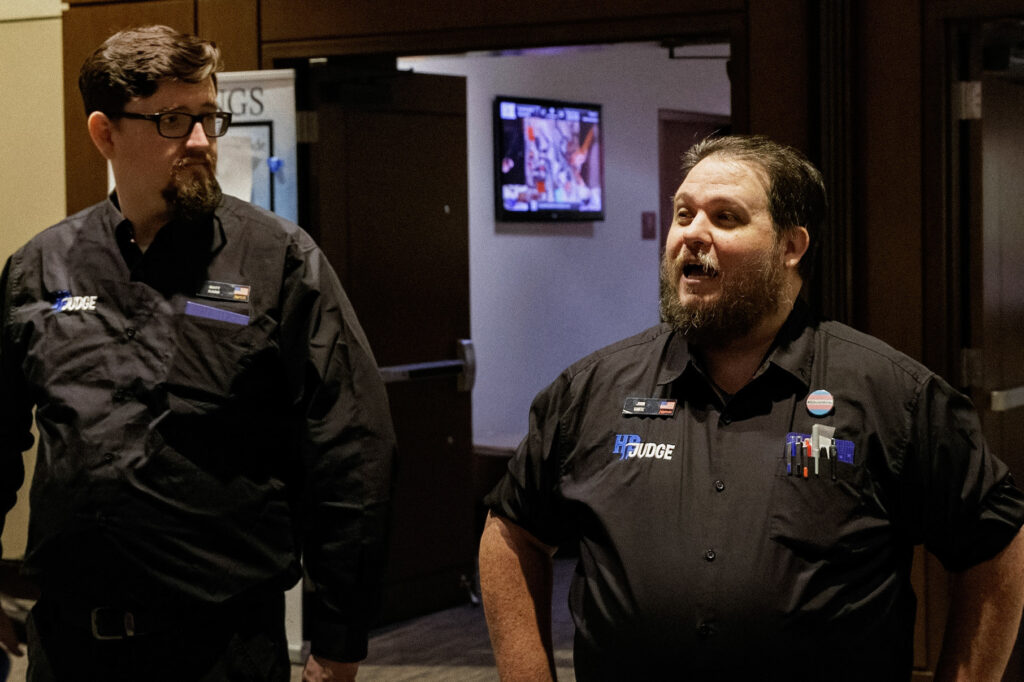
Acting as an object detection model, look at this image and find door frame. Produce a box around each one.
[262,13,750,133]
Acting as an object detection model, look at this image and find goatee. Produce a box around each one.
[659,240,786,346]
[163,153,222,223]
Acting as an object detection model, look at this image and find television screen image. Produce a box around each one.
[494,96,604,221]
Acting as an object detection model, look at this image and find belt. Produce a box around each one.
[90,606,140,640]
[44,591,283,642]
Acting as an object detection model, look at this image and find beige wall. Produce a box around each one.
[1,1,65,558]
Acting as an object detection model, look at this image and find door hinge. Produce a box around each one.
[953,81,982,120]
[960,347,984,387]
[296,110,318,144]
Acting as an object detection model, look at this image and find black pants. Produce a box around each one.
[25,593,291,682]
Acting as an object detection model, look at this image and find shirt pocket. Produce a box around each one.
[164,305,271,410]
[767,440,889,561]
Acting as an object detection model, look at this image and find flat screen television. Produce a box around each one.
[493,95,604,222]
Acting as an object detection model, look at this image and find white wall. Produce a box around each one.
[399,43,730,447]
[1,0,65,558]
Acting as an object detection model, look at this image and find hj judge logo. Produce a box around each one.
[612,433,676,461]
[52,290,98,312]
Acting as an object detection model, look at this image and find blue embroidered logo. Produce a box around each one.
[612,433,675,461]
[612,434,641,458]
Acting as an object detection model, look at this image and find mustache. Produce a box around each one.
[670,249,720,278]
[172,152,216,172]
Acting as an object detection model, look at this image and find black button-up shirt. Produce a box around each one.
[487,300,1024,680]
[0,194,396,661]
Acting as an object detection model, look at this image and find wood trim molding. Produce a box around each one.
[260,12,742,66]
[813,0,854,324]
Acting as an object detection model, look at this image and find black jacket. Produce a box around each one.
[0,194,396,661]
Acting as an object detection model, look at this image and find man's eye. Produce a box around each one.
[161,113,185,126]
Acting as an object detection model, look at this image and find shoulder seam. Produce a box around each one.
[818,322,934,386]
[564,324,672,381]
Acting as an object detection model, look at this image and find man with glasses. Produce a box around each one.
[0,25,396,681]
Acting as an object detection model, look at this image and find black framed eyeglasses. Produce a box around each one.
[114,111,232,139]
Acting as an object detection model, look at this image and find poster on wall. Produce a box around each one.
[215,69,298,224]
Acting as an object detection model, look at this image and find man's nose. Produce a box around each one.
[185,119,211,147]
[679,211,712,250]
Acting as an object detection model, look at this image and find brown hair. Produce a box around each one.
[681,134,827,280]
[78,25,222,116]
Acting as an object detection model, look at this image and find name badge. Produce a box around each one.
[197,280,251,303]
[622,397,677,417]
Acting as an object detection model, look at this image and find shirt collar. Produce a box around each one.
[106,191,227,255]
[654,297,817,392]
[763,297,815,391]
[656,326,691,386]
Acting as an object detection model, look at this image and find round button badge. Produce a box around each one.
[806,389,835,416]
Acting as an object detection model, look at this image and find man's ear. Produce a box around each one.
[782,226,810,269]
[87,111,116,160]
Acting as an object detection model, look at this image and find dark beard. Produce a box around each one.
[162,155,222,223]
[659,241,786,347]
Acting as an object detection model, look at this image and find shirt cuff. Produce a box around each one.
[307,618,370,663]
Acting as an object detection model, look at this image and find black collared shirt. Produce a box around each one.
[0,194,396,661]
[486,300,1024,680]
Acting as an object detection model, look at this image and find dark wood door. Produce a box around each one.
[978,67,1024,496]
[933,17,1024,681]
[301,64,474,624]
[977,58,1024,682]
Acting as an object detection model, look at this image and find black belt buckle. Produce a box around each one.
[90,607,136,640]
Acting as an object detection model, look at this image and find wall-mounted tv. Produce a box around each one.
[493,95,604,222]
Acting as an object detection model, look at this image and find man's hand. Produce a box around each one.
[302,654,358,681]
[0,607,23,657]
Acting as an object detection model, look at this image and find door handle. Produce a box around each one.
[990,385,1024,412]
[379,339,475,392]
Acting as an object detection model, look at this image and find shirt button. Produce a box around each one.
[714,479,725,492]
[697,622,714,637]
[103,453,115,463]
[704,549,716,562]
[125,328,136,339]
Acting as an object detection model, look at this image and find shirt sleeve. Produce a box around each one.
[484,371,575,548]
[900,373,1024,572]
[281,241,397,662]
[0,255,36,557]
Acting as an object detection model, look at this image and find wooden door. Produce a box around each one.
[978,43,1024,682]
[301,63,474,624]
[978,55,1024,493]
[938,17,1024,680]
